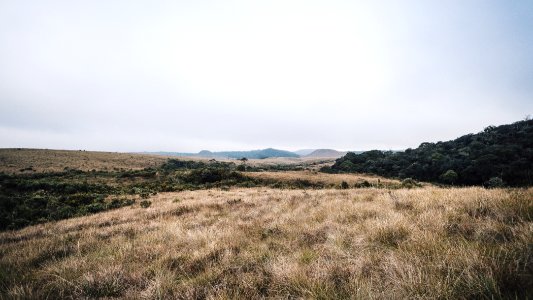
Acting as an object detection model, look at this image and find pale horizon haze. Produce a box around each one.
[1,0,532,152]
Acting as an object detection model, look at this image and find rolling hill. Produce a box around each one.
[293,149,316,156]
[304,149,347,158]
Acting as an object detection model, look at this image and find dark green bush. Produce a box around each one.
[401,178,420,189]
[485,177,504,188]
[140,200,151,208]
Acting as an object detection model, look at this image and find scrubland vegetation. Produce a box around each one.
[0,156,420,231]
[0,159,250,230]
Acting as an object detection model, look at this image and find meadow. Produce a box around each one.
[0,150,531,299]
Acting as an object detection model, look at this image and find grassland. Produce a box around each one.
[0,149,532,299]
[1,187,531,299]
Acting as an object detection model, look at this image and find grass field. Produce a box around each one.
[0,150,532,299]
[1,187,531,299]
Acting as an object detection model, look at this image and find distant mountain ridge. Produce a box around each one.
[142,148,299,159]
[142,148,360,159]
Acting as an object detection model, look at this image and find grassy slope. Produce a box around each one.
[0,149,170,173]
[1,187,531,299]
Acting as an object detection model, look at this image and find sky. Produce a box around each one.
[0,0,532,152]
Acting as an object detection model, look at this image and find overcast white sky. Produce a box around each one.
[0,0,532,152]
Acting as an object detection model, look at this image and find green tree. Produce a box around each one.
[440,170,458,184]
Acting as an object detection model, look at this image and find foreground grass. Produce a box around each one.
[1,187,531,299]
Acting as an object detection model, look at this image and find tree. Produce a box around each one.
[440,170,458,184]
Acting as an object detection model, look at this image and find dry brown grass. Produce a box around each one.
[1,187,531,299]
[0,149,171,173]
[244,170,401,187]
[244,157,337,170]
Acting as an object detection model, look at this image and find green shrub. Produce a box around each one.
[401,178,420,188]
[485,177,504,188]
[140,200,152,208]
[354,180,372,188]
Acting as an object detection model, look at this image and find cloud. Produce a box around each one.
[0,0,532,151]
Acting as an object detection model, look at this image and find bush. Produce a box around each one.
[185,167,244,184]
[354,180,372,188]
[485,177,504,188]
[340,181,349,189]
[401,178,420,189]
[140,200,152,208]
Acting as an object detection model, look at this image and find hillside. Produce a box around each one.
[305,149,347,158]
[294,149,316,156]
[328,119,533,186]
[0,148,169,173]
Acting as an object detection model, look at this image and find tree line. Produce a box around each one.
[325,119,533,186]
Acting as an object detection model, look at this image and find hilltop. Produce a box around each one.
[304,149,348,158]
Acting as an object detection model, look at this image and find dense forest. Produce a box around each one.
[326,119,533,186]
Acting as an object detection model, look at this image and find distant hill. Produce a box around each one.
[327,119,533,186]
[201,148,299,159]
[144,148,300,159]
[294,149,316,156]
[304,149,347,158]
